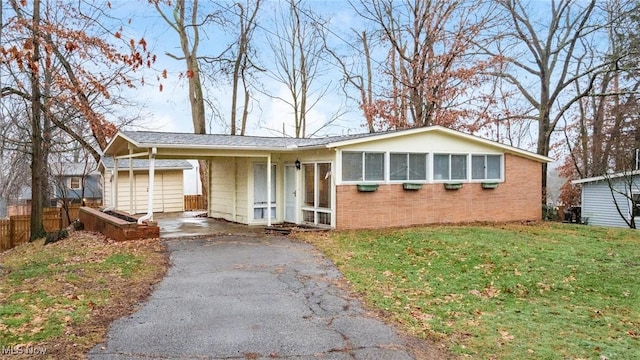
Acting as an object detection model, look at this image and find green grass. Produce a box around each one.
[0,233,168,357]
[302,223,640,359]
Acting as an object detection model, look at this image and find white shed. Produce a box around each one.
[572,171,640,228]
[100,157,192,214]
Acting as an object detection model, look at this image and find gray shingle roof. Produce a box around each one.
[120,130,383,149]
[101,156,193,170]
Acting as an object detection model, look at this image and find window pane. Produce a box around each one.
[409,154,427,180]
[451,155,468,180]
[434,154,449,180]
[253,164,276,204]
[318,212,331,225]
[302,210,314,223]
[487,155,501,179]
[342,152,362,181]
[390,153,408,180]
[471,155,485,180]
[318,163,331,208]
[303,164,314,207]
[364,153,384,181]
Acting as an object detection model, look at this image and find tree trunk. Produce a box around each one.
[30,0,45,240]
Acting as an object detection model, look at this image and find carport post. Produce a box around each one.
[113,158,119,209]
[267,154,272,227]
[128,146,134,214]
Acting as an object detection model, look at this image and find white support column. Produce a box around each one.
[138,148,156,224]
[267,154,272,227]
[128,146,134,214]
[113,158,119,210]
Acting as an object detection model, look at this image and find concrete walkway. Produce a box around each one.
[89,235,420,359]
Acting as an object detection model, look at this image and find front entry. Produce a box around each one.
[284,165,297,223]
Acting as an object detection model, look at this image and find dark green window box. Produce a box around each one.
[481,182,499,189]
[444,182,463,190]
[403,183,423,190]
[357,184,379,192]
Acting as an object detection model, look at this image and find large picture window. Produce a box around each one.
[390,153,427,181]
[342,151,385,181]
[434,154,467,180]
[472,155,502,180]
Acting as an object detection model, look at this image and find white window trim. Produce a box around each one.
[469,153,504,183]
[341,151,386,183]
[68,177,82,190]
[388,152,429,183]
[432,153,469,182]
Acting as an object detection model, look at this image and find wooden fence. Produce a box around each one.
[184,195,206,211]
[1,207,64,251]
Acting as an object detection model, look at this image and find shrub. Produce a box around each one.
[45,229,69,245]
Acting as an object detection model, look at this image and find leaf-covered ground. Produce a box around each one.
[0,231,168,359]
[299,223,640,359]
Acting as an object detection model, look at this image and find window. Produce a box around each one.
[69,177,81,189]
[390,153,427,181]
[434,154,467,180]
[303,162,333,227]
[472,155,502,180]
[253,164,276,220]
[342,152,385,181]
[633,194,640,217]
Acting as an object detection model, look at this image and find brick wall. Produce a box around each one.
[335,154,542,230]
[79,207,159,241]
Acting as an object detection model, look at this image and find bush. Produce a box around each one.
[45,229,69,245]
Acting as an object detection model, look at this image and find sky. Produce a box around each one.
[109,0,367,139]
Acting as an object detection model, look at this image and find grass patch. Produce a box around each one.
[0,231,168,359]
[300,223,640,359]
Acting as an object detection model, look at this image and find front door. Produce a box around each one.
[284,165,297,223]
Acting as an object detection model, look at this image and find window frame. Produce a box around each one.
[68,177,82,190]
[389,152,428,182]
[341,151,386,182]
[433,153,469,181]
[471,154,503,181]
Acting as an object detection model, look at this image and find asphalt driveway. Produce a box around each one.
[88,235,424,359]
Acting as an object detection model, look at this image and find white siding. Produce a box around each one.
[103,170,185,213]
[209,157,237,221]
[582,180,632,228]
[340,131,504,153]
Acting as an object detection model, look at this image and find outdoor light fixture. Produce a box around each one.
[295,159,301,170]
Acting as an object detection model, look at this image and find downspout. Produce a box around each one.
[138,147,156,224]
[267,154,272,227]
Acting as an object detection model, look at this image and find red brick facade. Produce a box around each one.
[335,154,542,230]
[79,207,159,241]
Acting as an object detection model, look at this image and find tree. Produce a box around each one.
[351,0,497,131]
[1,0,153,239]
[229,0,262,136]
[483,0,612,202]
[268,0,337,138]
[557,0,640,205]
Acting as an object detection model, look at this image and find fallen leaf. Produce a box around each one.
[500,330,514,341]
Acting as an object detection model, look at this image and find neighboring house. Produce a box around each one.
[572,171,640,228]
[103,126,551,229]
[51,162,103,206]
[99,157,192,214]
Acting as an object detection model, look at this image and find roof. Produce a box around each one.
[104,126,552,163]
[49,162,100,176]
[100,156,193,171]
[571,170,640,185]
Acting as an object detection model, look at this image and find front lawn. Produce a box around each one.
[0,232,168,359]
[301,223,640,359]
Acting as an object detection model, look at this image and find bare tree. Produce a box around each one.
[267,0,335,138]
[351,0,497,130]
